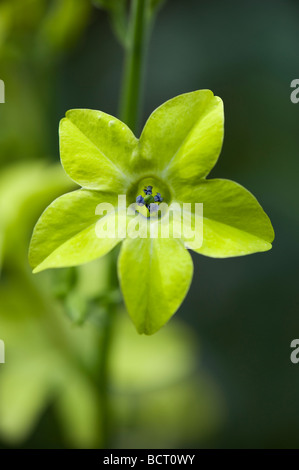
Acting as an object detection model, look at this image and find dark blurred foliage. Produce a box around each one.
[0,0,299,449]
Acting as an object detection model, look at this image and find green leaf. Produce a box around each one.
[92,0,128,46]
[0,352,59,443]
[176,178,274,257]
[0,270,102,445]
[59,109,138,192]
[29,189,121,272]
[0,162,74,272]
[137,90,223,183]
[118,237,193,335]
[65,290,88,325]
[55,371,101,449]
[38,0,91,54]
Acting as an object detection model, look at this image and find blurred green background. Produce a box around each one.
[0,0,298,449]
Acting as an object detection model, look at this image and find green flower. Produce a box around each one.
[29,90,274,335]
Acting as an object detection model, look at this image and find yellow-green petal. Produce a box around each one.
[137,90,223,183]
[59,109,138,192]
[118,237,193,335]
[176,178,274,257]
[29,189,121,272]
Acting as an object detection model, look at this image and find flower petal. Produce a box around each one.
[29,189,121,272]
[59,109,138,192]
[137,90,223,183]
[118,237,193,335]
[176,178,274,257]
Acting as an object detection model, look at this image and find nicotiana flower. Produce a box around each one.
[29,90,274,334]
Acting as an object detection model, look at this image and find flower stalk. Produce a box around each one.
[119,0,150,134]
[97,248,119,448]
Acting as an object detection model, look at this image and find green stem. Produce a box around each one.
[119,0,149,134]
[98,309,116,448]
[97,249,119,448]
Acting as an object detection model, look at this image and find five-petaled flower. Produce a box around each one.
[29,90,274,334]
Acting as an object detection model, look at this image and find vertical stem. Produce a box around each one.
[97,249,119,449]
[119,0,149,134]
[98,310,116,448]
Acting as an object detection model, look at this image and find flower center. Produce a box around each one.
[126,176,172,218]
[136,185,163,214]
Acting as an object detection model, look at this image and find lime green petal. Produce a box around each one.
[137,90,223,181]
[176,178,274,257]
[118,237,193,335]
[59,109,138,192]
[29,189,121,272]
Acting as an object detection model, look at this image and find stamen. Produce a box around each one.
[136,186,163,214]
[154,192,163,203]
[136,195,145,206]
[143,185,153,195]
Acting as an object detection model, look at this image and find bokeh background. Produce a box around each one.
[0,0,298,449]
